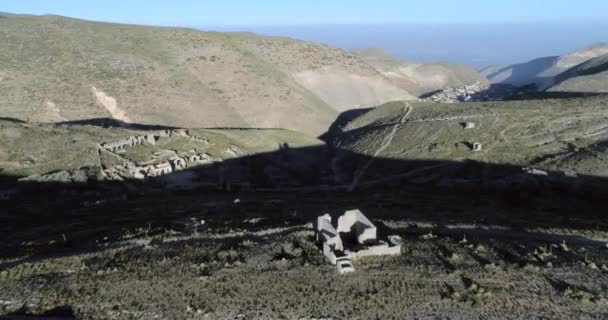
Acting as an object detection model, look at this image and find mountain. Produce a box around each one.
[547,53,608,93]
[482,43,608,89]
[326,96,608,184]
[0,13,415,137]
[352,48,489,97]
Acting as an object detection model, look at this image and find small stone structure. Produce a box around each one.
[337,210,377,245]
[336,257,355,274]
[472,143,482,152]
[523,167,548,176]
[147,162,173,177]
[463,122,475,129]
[315,209,401,274]
[171,157,188,171]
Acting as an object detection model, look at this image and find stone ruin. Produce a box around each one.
[98,129,217,181]
[523,167,549,176]
[472,143,482,152]
[315,209,402,274]
[100,134,159,152]
[145,162,173,177]
[100,130,196,153]
[114,152,215,180]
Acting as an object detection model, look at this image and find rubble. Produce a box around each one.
[98,130,216,181]
[524,167,549,176]
[315,209,401,273]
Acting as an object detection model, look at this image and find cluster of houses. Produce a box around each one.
[98,129,217,180]
[99,129,197,152]
[100,134,158,152]
[103,152,215,180]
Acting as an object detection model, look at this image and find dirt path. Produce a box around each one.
[349,102,413,190]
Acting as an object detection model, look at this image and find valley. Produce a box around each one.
[1,10,608,320]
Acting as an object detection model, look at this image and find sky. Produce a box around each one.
[2,0,608,26]
[1,1,607,67]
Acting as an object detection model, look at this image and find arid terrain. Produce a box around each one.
[548,54,608,93]
[2,96,608,319]
[354,48,489,97]
[1,11,608,320]
[0,13,418,136]
[480,42,608,89]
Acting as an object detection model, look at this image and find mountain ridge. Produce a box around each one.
[481,43,608,89]
[0,13,415,137]
[353,48,489,97]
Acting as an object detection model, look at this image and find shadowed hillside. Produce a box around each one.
[325,96,608,178]
[1,118,608,319]
[548,54,608,93]
[481,43,608,89]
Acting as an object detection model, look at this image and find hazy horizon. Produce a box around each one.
[3,0,608,67]
[203,23,608,68]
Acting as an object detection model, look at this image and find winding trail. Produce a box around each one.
[349,102,413,190]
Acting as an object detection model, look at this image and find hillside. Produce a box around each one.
[327,96,608,182]
[547,54,608,93]
[0,13,414,136]
[0,118,322,185]
[482,43,608,89]
[354,48,489,97]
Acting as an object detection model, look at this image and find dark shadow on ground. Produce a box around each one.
[0,139,607,266]
[0,117,26,124]
[56,118,296,132]
[319,108,373,140]
[484,56,559,87]
[56,118,178,130]
[0,305,77,319]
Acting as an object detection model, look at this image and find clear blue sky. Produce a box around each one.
[1,0,607,26]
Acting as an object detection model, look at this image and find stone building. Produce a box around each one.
[171,157,188,171]
[147,162,172,177]
[315,209,401,274]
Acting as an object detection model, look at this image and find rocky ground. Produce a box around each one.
[1,177,608,319]
[2,98,608,319]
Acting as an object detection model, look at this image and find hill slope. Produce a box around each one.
[354,48,489,97]
[547,54,608,93]
[0,13,414,136]
[482,43,608,89]
[0,118,322,185]
[327,96,608,180]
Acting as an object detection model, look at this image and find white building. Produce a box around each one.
[315,209,401,274]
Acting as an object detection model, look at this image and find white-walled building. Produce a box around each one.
[315,209,401,274]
